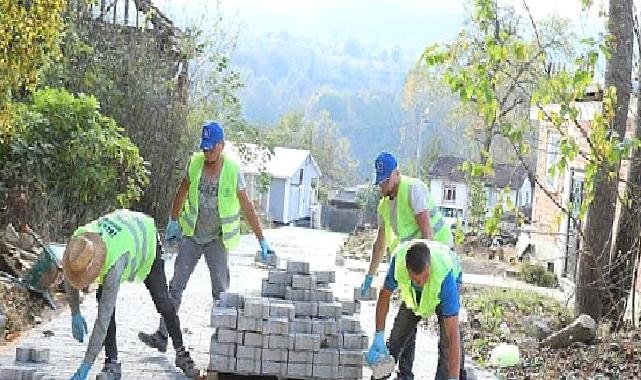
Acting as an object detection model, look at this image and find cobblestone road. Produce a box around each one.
[0,227,495,380]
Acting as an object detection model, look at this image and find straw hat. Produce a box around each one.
[62,232,107,290]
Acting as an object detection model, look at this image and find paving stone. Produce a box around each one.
[244,297,270,319]
[242,332,264,347]
[292,273,317,289]
[340,365,364,379]
[210,307,238,329]
[1,366,36,380]
[208,354,236,372]
[313,270,336,284]
[262,348,288,362]
[219,292,244,308]
[269,301,295,320]
[324,334,343,349]
[291,318,313,334]
[343,332,369,350]
[286,287,310,302]
[294,301,318,317]
[237,313,264,332]
[312,364,340,379]
[312,318,338,337]
[323,319,338,335]
[236,357,261,374]
[216,328,242,344]
[267,269,292,285]
[311,319,325,338]
[286,261,310,274]
[264,317,289,335]
[236,345,262,360]
[287,362,313,378]
[15,346,32,362]
[339,316,362,332]
[261,279,286,298]
[310,289,334,302]
[209,339,236,357]
[30,348,49,364]
[354,286,378,301]
[313,348,340,366]
[339,300,361,315]
[317,302,342,318]
[294,333,321,351]
[255,250,280,267]
[339,350,366,366]
[264,334,295,350]
[288,349,314,363]
[261,360,288,376]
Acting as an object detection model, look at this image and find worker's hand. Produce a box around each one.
[71,312,88,343]
[165,219,181,243]
[70,362,91,380]
[360,274,373,297]
[366,331,389,366]
[259,239,275,260]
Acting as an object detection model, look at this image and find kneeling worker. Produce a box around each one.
[63,209,199,380]
[367,239,465,380]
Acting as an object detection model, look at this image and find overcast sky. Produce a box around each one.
[155,0,606,55]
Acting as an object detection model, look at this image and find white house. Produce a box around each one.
[427,156,534,230]
[227,143,322,225]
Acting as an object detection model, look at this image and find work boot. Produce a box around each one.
[99,361,122,380]
[175,349,199,378]
[138,331,168,352]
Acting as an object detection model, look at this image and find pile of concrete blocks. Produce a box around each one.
[0,346,53,379]
[209,260,368,379]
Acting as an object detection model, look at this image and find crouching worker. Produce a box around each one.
[367,239,466,380]
[63,209,199,380]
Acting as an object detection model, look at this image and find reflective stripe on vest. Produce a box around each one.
[378,176,453,253]
[75,210,156,285]
[394,239,460,318]
[179,152,241,250]
[113,214,150,282]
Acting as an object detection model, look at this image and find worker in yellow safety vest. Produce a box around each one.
[63,210,198,380]
[138,121,275,352]
[366,239,465,380]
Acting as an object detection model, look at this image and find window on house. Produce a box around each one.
[546,132,561,190]
[443,185,456,202]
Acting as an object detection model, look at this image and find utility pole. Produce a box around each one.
[416,106,429,177]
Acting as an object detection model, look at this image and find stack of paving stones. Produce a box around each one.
[209,260,369,379]
[0,346,54,380]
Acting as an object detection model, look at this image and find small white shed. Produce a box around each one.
[227,143,322,224]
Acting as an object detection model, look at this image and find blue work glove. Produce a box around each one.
[259,239,275,260]
[165,219,181,243]
[70,362,91,380]
[71,313,88,343]
[360,274,373,297]
[366,331,389,366]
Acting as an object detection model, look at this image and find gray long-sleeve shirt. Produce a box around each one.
[65,254,128,365]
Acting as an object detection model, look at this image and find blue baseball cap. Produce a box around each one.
[374,151,398,185]
[200,121,224,151]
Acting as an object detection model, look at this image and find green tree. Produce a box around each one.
[266,111,358,197]
[0,0,66,134]
[0,88,148,237]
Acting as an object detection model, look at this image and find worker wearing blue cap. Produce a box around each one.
[138,121,275,352]
[362,151,464,380]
